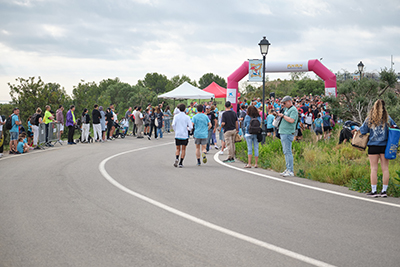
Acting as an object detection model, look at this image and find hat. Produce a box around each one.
[281,96,293,103]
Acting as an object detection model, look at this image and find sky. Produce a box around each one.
[0,0,399,103]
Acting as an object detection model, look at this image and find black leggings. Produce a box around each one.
[107,123,113,139]
[149,121,158,138]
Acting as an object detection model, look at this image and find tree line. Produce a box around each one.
[1,67,398,134]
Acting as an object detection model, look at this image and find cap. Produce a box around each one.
[281,96,293,103]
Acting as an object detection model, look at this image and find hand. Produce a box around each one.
[277,113,284,118]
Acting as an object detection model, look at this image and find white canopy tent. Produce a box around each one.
[158,82,214,99]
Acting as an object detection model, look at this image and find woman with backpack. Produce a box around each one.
[243,105,262,168]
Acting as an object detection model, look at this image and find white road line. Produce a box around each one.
[214,153,400,209]
[99,142,336,267]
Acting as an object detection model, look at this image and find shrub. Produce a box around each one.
[235,129,400,197]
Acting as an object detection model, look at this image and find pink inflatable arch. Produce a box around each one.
[226,59,337,111]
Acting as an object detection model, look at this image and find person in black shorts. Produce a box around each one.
[172,104,193,168]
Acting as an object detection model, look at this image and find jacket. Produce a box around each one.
[360,117,396,146]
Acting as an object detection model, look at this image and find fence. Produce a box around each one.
[38,122,62,146]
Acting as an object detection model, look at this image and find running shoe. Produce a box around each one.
[197,162,201,166]
[202,152,207,164]
[279,170,289,176]
[214,145,219,150]
[366,191,379,198]
[283,171,294,177]
[147,135,151,140]
[380,191,387,198]
[174,159,178,167]
[228,158,235,163]
[219,151,224,155]
[178,164,183,168]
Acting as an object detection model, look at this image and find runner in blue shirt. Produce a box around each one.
[192,105,211,166]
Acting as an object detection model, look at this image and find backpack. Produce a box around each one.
[248,117,261,134]
[30,113,38,126]
[5,115,13,130]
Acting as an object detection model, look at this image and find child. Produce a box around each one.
[314,113,324,141]
[121,118,129,135]
[19,132,31,151]
[16,137,29,154]
[266,110,275,137]
[27,116,33,146]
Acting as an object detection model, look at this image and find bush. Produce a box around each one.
[235,128,400,197]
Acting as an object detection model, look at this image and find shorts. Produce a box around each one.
[295,129,303,137]
[144,123,149,127]
[266,128,273,133]
[219,129,225,141]
[175,138,188,146]
[368,145,386,155]
[27,131,33,137]
[10,132,18,141]
[194,138,207,145]
[323,126,331,132]
[60,124,64,132]
[315,127,323,135]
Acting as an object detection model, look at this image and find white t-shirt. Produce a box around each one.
[305,113,313,125]
[0,115,3,131]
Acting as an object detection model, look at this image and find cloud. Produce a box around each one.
[0,0,399,102]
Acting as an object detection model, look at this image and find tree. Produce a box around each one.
[137,73,171,95]
[198,73,227,89]
[8,76,70,122]
[296,78,325,96]
[169,75,197,90]
[325,68,399,124]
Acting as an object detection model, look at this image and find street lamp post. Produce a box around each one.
[258,36,271,145]
[358,61,364,80]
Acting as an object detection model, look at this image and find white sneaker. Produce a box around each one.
[279,170,288,176]
[0,153,3,158]
[283,171,294,177]
[219,151,224,155]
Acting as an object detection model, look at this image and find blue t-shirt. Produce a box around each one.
[266,114,275,129]
[314,118,323,129]
[28,121,32,131]
[17,141,24,153]
[273,103,281,112]
[192,113,210,139]
[10,114,19,133]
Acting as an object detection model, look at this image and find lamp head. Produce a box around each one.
[258,36,271,56]
[358,61,364,73]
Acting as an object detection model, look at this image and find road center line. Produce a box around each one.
[99,142,336,267]
[213,153,400,209]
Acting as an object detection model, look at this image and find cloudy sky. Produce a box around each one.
[0,0,399,102]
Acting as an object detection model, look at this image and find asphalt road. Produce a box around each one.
[1,133,400,267]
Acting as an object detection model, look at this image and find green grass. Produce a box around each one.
[236,128,400,197]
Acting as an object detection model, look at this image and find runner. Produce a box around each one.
[192,105,211,166]
[172,104,193,168]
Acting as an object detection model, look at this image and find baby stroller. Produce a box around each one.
[113,121,126,139]
[74,118,93,143]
